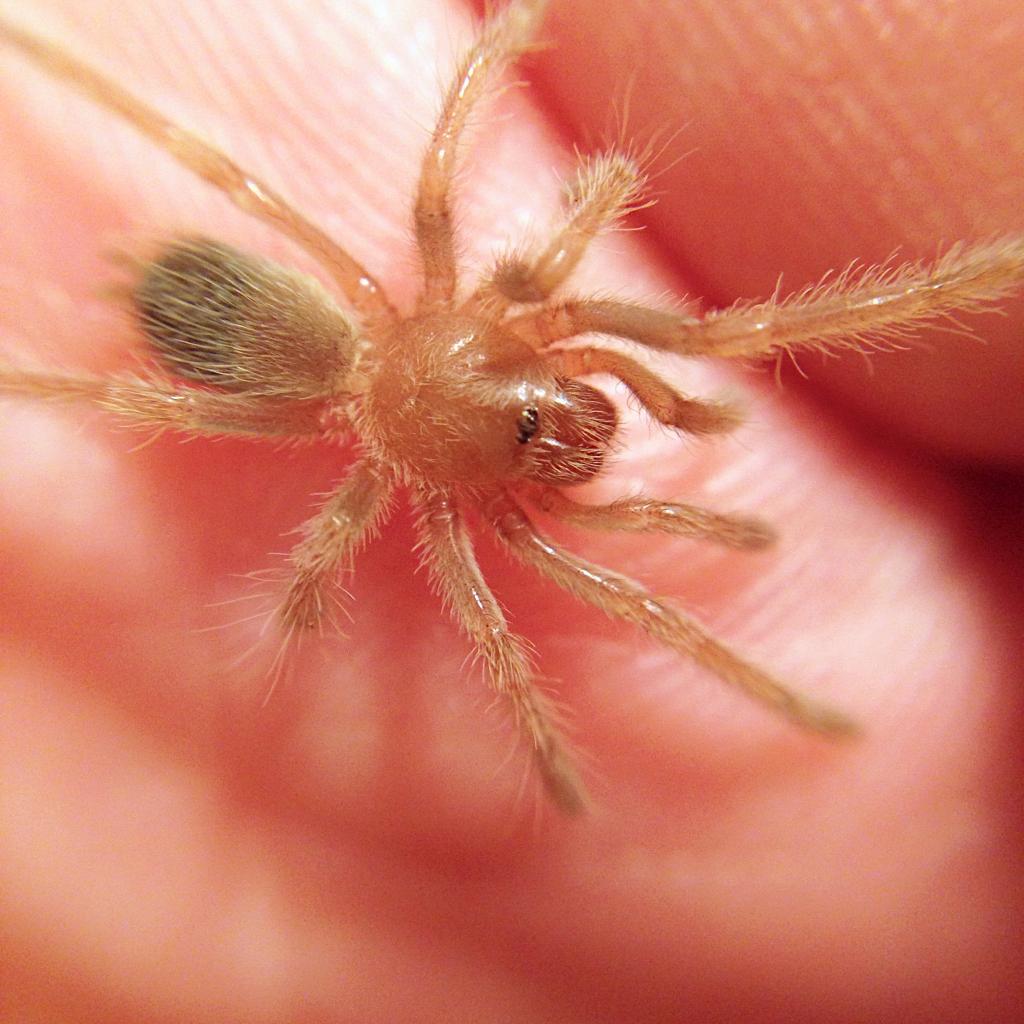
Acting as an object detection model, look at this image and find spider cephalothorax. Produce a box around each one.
[359,311,619,487]
[1,0,1022,811]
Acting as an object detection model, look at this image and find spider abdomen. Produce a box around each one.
[134,237,356,400]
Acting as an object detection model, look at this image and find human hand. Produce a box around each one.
[2,1,1021,1021]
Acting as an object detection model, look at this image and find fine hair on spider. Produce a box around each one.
[2,0,1023,813]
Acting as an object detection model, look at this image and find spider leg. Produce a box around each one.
[416,488,587,813]
[487,491,856,736]
[0,16,395,325]
[529,486,775,551]
[547,345,743,436]
[507,236,1024,359]
[466,150,644,315]
[0,365,335,439]
[415,0,549,310]
[279,459,393,634]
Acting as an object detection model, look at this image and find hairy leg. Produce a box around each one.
[507,236,1024,359]
[415,488,586,813]
[0,15,395,325]
[546,345,742,435]
[279,459,394,634]
[0,365,334,439]
[488,490,855,736]
[530,486,775,550]
[468,150,644,314]
[415,0,549,310]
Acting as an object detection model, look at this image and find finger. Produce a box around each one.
[2,4,1022,1024]
[528,0,1024,465]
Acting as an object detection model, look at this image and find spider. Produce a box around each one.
[1,0,1022,813]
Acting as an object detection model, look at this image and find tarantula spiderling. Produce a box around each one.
[2,0,1023,813]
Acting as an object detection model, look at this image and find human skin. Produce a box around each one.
[1,1,1022,1022]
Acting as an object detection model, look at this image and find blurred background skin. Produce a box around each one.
[1,1,1022,1022]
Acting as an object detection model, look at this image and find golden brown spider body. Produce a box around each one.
[360,311,617,488]
[2,0,1023,812]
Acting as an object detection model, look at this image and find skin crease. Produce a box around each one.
[0,0,1022,1022]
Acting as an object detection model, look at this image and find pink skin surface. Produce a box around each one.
[1,1,1022,1021]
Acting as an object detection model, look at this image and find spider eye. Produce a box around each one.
[516,405,540,444]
